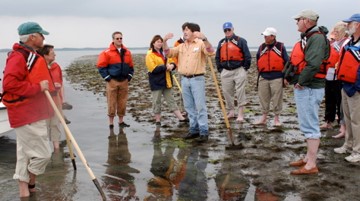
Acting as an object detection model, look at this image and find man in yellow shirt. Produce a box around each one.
[163,22,215,143]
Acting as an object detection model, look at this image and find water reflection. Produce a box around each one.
[145,126,191,200]
[103,128,140,200]
[178,147,208,200]
[152,125,161,142]
[19,144,77,200]
[215,170,250,201]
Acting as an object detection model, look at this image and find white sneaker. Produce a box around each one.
[345,153,360,163]
[334,146,350,154]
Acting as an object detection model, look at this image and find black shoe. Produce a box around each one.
[64,117,71,124]
[109,124,114,129]
[196,135,209,143]
[184,133,200,140]
[62,102,73,110]
[119,122,130,128]
[179,118,189,123]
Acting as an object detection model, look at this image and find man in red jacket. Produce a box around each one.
[2,22,54,198]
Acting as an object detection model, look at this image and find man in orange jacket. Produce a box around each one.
[97,31,134,129]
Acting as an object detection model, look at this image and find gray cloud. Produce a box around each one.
[1,0,359,48]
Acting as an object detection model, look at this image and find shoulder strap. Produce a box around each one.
[13,49,38,72]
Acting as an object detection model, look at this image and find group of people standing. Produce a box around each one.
[283,11,360,174]
[2,9,360,198]
[2,22,72,197]
[96,10,360,176]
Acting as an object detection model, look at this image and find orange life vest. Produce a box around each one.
[219,37,244,62]
[336,44,360,84]
[257,42,285,72]
[290,32,328,79]
[324,45,340,72]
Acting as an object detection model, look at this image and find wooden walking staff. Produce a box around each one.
[207,56,235,146]
[45,90,107,200]
[55,95,77,170]
[172,73,182,93]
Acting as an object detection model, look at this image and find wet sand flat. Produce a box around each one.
[1,53,360,200]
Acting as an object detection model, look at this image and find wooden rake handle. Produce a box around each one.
[44,90,107,200]
[207,57,235,145]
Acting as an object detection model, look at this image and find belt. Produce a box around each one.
[223,66,241,71]
[182,74,204,78]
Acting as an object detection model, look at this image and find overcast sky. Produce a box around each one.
[1,0,359,49]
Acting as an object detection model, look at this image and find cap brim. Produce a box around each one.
[292,14,301,19]
[342,18,353,23]
[40,30,49,35]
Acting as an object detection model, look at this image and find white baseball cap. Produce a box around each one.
[261,27,277,36]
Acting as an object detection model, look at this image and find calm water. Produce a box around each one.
[0,49,147,73]
[0,49,256,200]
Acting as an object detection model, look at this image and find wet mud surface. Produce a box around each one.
[1,53,359,201]
[62,54,360,201]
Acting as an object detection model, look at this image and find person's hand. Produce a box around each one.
[193,31,206,40]
[166,64,171,71]
[283,79,289,87]
[54,82,61,89]
[163,33,174,41]
[166,63,174,71]
[294,83,303,90]
[40,80,49,91]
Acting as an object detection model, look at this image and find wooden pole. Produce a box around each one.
[207,57,235,145]
[45,90,106,200]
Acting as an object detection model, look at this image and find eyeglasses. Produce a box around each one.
[115,37,123,40]
[32,33,44,39]
[296,18,305,22]
[224,28,232,33]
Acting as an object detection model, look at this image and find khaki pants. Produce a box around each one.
[152,88,179,114]
[258,77,283,115]
[13,120,51,182]
[106,79,128,117]
[342,90,360,153]
[221,68,247,111]
[48,115,62,142]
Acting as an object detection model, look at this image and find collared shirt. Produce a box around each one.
[165,38,214,76]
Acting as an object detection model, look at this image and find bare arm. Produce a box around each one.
[194,31,214,53]
[163,33,174,52]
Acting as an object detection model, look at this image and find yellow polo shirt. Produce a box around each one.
[166,38,214,76]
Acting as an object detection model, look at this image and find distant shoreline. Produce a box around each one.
[0,46,293,53]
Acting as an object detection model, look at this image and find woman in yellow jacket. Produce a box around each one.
[145,35,187,125]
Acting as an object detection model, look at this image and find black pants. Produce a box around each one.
[324,80,342,123]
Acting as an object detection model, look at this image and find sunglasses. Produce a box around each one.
[115,37,123,40]
[224,28,232,33]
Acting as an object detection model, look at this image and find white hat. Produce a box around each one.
[261,27,277,36]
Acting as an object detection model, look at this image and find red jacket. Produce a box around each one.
[2,43,55,128]
[49,62,63,106]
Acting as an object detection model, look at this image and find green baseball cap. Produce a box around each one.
[18,22,49,35]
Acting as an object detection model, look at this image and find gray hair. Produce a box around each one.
[19,34,31,43]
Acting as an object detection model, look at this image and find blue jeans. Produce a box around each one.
[181,76,208,136]
[294,87,324,139]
